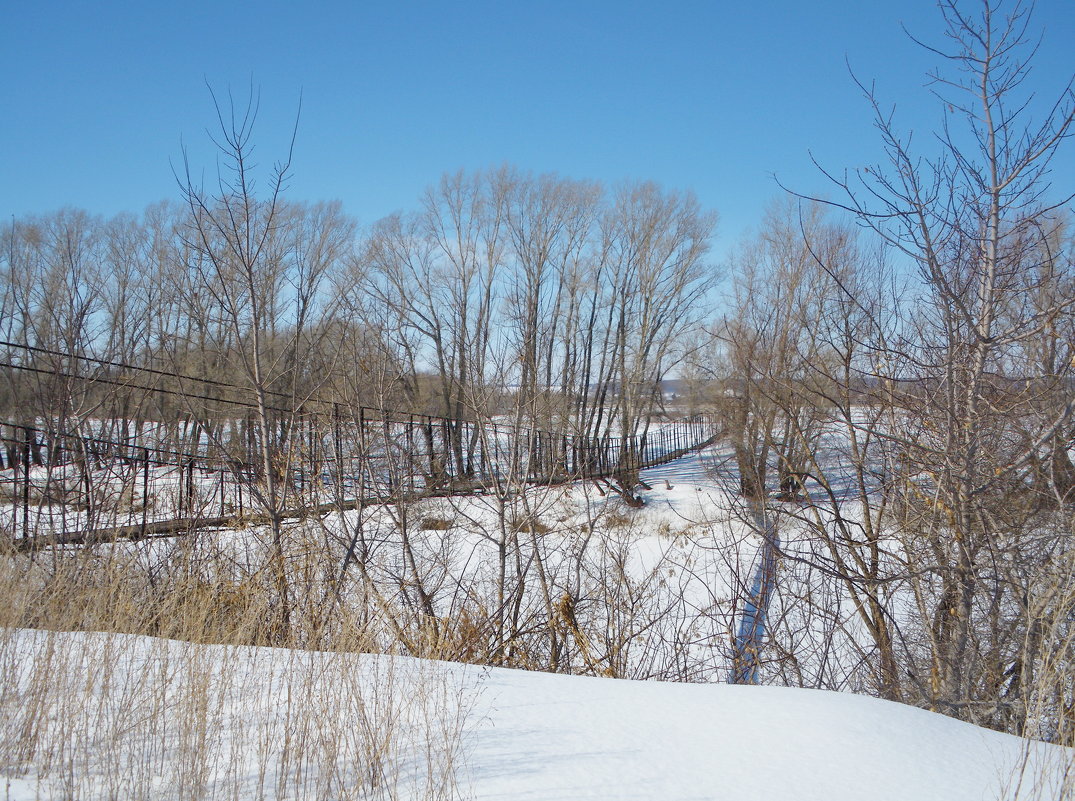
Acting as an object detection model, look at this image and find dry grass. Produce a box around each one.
[509,516,551,535]
[0,545,476,800]
[418,517,453,531]
[999,556,1075,800]
[601,512,632,530]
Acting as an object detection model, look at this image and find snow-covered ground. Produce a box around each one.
[2,627,1068,801]
[470,660,1066,801]
[3,442,1073,799]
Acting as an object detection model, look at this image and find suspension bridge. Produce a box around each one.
[1,354,718,549]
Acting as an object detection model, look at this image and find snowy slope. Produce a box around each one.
[469,664,1063,801]
[2,629,1068,801]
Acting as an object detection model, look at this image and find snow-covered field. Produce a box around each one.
[2,627,1068,801]
[2,443,1073,799]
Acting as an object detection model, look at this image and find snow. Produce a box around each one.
[3,440,1073,799]
[2,628,1067,801]
[470,665,1063,801]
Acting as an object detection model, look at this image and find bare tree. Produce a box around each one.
[793,0,1075,730]
[177,85,348,635]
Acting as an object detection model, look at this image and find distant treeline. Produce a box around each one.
[0,168,716,451]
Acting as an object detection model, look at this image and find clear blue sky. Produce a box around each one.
[3,0,1073,256]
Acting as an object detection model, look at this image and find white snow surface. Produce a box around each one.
[2,628,1067,801]
[470,663,1060,801]
[4,446,1072,800]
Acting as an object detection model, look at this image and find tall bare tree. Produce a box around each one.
[797,0,1075,729]
[177,86,349,633]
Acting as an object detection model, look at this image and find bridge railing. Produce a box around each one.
[1,411,719,543]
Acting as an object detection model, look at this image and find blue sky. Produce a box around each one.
[3,1,1073,257]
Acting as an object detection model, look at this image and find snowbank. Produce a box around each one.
[2,628,1068,801]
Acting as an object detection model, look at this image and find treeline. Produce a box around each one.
[0,169,715,447]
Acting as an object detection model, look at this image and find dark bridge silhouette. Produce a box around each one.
[2,377,718,549]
